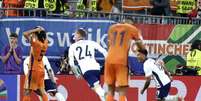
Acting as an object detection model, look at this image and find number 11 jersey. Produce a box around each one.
[107,23,142,65]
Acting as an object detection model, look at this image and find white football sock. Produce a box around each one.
[93,82,106,101]
[55,92,65,101]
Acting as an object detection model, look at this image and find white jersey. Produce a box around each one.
[23,56,53,79]
[143,58,171,88]
[68,40,107,74]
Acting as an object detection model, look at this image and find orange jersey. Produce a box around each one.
[106,23,142,65]
[30,39,48,72]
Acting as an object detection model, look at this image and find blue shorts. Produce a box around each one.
[44,79,57,93]
[157,82,171,99]
[83,70,101,88]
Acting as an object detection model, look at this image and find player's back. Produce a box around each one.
[107,23,141,65]
[31,39,48,71]
[69,40,107,74]
[144,58,171,87]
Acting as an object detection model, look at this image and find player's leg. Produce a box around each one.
[37,71,48,101]
[23,73,33,101]
[23,89,31,101]
[34,89,43,101]
[157,83,171,101]
[55,92,65,101]
[116,64,129,101]
[165,94,184,101]
[45,79,65,101]
[106,84,115,101]
[37,88,48,101]
[93,81,105,101]
[116,86,128,101]
[83,70,106,101]
[104,63,115,101]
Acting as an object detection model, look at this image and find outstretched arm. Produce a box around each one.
[141,76,151,94]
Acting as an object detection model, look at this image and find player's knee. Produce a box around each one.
[24,89,31,96]
[49,91,57,96]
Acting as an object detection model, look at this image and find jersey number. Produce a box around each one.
[112,31,125,46]
[76,45,92,60]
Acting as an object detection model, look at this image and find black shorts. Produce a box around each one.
[157,82,171,99]
[83,70,101,88]
[44,79,57,93]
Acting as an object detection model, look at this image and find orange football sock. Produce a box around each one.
[106,94,114,101]
[42,94,48,101]
[119,95,126,101]
[23,95,30,101]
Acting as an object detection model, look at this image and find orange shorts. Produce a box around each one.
[104,62,129,87]
[24,70,45,90]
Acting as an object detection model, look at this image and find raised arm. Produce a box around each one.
[23,26,44,41]
[141,76,151,94]
[68,46,82,79]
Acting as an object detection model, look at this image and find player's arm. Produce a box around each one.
[12,47,22,65]
[135,31,145,50]
[23,26,44,41]
[1,47,12,64]
[23,57,29,76]
[43,56,56,83]
[131,26,145,50]
[141,63,152,94]
[141,76,151,94]
[68,46,82,79]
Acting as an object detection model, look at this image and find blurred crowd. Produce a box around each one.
[0,0,120,17]
[0,0,201,18]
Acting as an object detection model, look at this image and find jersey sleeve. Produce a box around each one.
[68,45,76,68]
[143,61,153,77]
[23,57,29,75]
[43,56,52,70]
[93,42,108,58]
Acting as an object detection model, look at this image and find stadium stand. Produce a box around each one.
[2,0,24,16]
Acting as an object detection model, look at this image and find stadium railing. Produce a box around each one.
[0,8,47,17]
[49,10,201,25]
[0,8,201,25]
[1,8,201,25]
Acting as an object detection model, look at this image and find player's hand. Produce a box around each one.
[36,26,45,31]
[169,76,173,82]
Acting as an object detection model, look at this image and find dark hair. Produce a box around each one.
[190,40,201,51]
[9,32,18,38]
[138,49,148,56]
[120,17,135,24]
[36,30,46,42]
[77,29,87,38]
